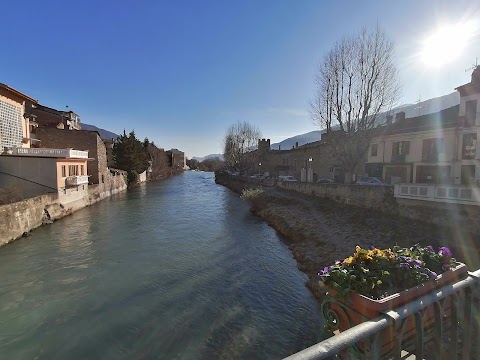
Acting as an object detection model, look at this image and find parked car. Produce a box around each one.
[316,178,335,184]
[278,175,298,182]
[356,177,385,186]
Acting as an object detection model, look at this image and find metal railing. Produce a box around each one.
[12,147,89,159]
[284,269,480,360]
[394,183,480,205]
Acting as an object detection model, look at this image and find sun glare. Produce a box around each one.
[420,21,477,68]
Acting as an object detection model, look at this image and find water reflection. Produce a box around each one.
[0,172,323,359]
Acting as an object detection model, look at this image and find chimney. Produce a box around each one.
[295,142,298,148]
[267,139,270,147]
[386,115,393,126]
[278,145,281,150]
[395,112,405,122]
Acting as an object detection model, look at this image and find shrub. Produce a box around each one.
[240,188,264,202]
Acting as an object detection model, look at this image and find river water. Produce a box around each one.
[0,171,323,359]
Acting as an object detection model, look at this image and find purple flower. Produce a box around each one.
[414,259,423,266]
[397,263,410,269]
[438,247,453,258]
[370,245,375,250]
[426,245,434,252]
[398,256,414,263]
[318,266,331,278]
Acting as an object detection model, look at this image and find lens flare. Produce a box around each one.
[419,21,478,68]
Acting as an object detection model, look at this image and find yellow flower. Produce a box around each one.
[343,256,355,265]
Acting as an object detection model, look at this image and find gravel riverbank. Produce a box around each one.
[215,174,475,302]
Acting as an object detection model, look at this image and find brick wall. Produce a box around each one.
[36,128,108,184]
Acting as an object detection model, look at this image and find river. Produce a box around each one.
[0,171,323,359]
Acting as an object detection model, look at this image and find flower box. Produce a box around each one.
[319,245,468,357]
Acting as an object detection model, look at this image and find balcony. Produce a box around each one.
[285,269,480,360]
[12,147,89,159]
[65,175,89,186]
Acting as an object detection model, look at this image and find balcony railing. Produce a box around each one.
[394,183,480,205]
[65,175,89,186]
[12,147,89,159]
[284,269,480,360]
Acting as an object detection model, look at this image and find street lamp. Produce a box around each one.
[258,162,262,176]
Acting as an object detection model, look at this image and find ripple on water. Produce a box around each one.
[0,172,324,359]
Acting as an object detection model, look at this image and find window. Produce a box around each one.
[465,100,477,127]
[422,138,444,162]
[61,165,66,177]
[68,165,78,176]
[393,141,410,156]
[80,165,84,176]
[0,99,23,150]
[392,141,410,161]
[370,144,378,157]
[462,133,477,159]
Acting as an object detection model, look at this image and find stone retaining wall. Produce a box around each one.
[277,181,394,209]
[0,174,127,247]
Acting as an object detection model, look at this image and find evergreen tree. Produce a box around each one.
[113,130,149,181]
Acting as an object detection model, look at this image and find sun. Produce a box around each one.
[420,21,477,68]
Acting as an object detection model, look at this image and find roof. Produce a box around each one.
[455,66,480,96]
[382,105,459,135]
[0,83,38,104]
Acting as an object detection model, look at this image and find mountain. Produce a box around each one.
[191,153,224,162]
[81,123,119,140]
[270,131,323,150]
[270,92,460,149]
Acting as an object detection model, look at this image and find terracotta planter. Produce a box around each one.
[322,263,468,356]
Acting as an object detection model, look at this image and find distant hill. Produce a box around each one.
[192,153,224,162]
[81,123,118,140]
[270,131,323,150]
[270,92,460,149]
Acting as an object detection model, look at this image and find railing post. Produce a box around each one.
[414,312,424,359]
[462,287,473,358]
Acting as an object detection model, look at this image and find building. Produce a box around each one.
[0,83,38,151]
[35,128,109,185]
[0,147,90,199]
[255,136,360,183]
[366,67,480,185]
[30,103,81,130]
[170,149,186,170]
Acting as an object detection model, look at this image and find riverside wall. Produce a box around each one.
[216,173,480,246]
[0,175,127,247]
[277,181,394,209]
[277,181,480,234]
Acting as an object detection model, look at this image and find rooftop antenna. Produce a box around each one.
[414,95,422,116]
[465,57,478,73]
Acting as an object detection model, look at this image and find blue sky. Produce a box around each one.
[2,0,480,157]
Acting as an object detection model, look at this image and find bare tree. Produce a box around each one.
[223,121,262,174]
[310,26,401,183]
